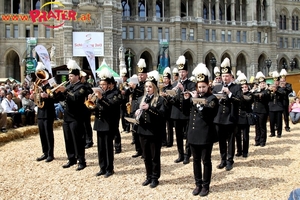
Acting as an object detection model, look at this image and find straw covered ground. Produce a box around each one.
[0,122,300,200]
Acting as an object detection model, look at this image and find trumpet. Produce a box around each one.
[84,87,104,109]
[46,81,69,96]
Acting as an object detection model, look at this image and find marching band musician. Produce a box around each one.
[160,67,174,147]
[80,71,94,149]
[170,55,195,165]
[56,59,88,171]
[120,67,130,134]
[252,72,270,147]
[92,67,120,178]
[172,67,179,86]
[212,66,222,87]
[212,57,242,171]
[279,69,293,132]
[125,58,148,158]
[35,62,56,163]
[183,63,218,197]
[133,70,166,188]
[268,71,285,138]
[109,76,122,154]
[235,73,253,157]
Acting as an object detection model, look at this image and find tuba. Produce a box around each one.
[34,69,50,108]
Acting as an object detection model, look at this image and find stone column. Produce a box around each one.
[231,0,235,25]
[216,0,220,23]
[0,0,4,14]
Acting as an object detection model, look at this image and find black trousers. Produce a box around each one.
[84,111,93,145]
[63,120,86,164]
[24,110,35,125]
[166,118,174,146]
[190,144,213,189]
[37,118,54,157]
[133,124,142,154]
[139,134,162,180]
[215,124,236,165]
[7,112,21,126]
[120,105,130,132]
[174,119,190,158]
[282,105,290,129]
[254,113,268,145]
[269,111,283,136]
[97,131,114,172]
[114,127,122,151]
[236,124,250,155]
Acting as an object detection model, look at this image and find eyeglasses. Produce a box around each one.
[99,84,107,86]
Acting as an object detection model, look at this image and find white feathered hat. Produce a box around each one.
[214,66,220,77]
[146,70,160,86]
[220,57,232,74]
[35,62,46,71]
[255,71,266,83]
[193,63,210,83]
[120,67,128,77]
[272,71,280,81]
[163,67,171,79]
[279,69,287,78]
[137,58,147,73]
[176,55,187,71]
[67,59,81,75]
[237,73,248,84]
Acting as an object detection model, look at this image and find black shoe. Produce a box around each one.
[260,143,265,147]
[269,134,275,137]
[192,186,201,195]
[36,154,47,162]
[1,128,7,133]
[183,157,190,165]
[76,163,86,171]
[174,157,184,163]
[277,135,281,138]
[162,142,167,147]
[243,154,248,158]
[235,153,242,157]
[142,179,151,186]
[199,187,209,197]
[150,180,159,188]
[166,144,173,148]
[285,127,290,132]
[96,170,106,176]
[62,161,77,168]
[226,164,233,171]
[115,150,122,154]
[217,163,226,169]
[254,143,260,146]
[104,171,114,178]
[85,143,93,149]
[132,152,142,158]
[45,156,54,162]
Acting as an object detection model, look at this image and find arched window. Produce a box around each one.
[279,15,283,29]
[296,16,299,30]
[203,6,208,20]
[138,1,146,18]
[283,15,287,30]
[156,1,162,18]
[122,1,130,17]
[219,8,223,20]
[212,6,215,20]
[292,15,299,30]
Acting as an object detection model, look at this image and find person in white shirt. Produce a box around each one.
[0,104,7,133]
[1,91,22,128]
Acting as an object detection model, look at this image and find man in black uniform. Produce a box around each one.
[171,55,195,164]
[126,58,148,158]
[35,62,56,163]
[279,69,293,132]
[80,71,94,149]
[172,68,179,86]
[213,57,242,171]
[160,67,174,147]
[269,71,284,138]
[120,67,130,133]
[57,59,88,171]
[252,72,270,147]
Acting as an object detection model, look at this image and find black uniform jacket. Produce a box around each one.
[185,93,219,145]
[252,88,270,114]
[134,95,166,136]
[93,88,121,132]
[238,91,254,125]
[213,83,242,125]
[125,81,145,115]
[268,87,284,112]
[170,79,195,120]
[60,81,87,122]
[37,83,56,120]
[161,84,173,118]
[281,83,293,107]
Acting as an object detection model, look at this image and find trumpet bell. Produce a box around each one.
[35,69,49,81]
[85,100,96,109]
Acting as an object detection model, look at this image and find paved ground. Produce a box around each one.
[0,122,299,199]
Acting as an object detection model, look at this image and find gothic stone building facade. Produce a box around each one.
[0,0,299,83]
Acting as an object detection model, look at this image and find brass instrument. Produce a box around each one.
[34,69,50,108]
[84,87,104,109]
[126,102,131,115]
[46,81,69,95]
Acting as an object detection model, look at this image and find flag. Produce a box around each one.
[82,43,96,81]
[34,45,52,75]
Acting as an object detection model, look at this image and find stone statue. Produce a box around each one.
[119,46,125,61]
[50,44,56,61]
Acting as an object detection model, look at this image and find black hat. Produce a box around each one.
[255,71,266,83]
[137,58,147,73]
[176,55,188,71]
[220,57,232,75]
[146,70,159,87]
[193,63,210,84]
[163,67,171,79]
[67,59,81,76]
